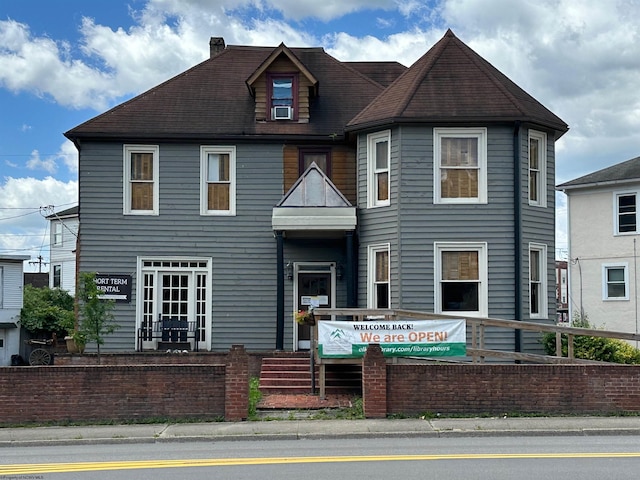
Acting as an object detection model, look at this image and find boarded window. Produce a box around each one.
[130,153,154,210]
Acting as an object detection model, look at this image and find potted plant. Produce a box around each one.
[295,307,315,326]
[65,329,86,354]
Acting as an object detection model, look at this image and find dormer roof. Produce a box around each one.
[246,43,319,97]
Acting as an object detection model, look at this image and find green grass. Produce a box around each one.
[248,377,263,421]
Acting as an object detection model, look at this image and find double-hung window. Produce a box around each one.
[529,243,548,318]
[528,130,547,207]
[367,130,390,208]
[52,264,62,288]
[124,145,159,215]
[435,242,487,316]
[602,263,629,300]
[52,223,63,246]
[434,128,487,204]
[200,146,236,215]
[615,192,637,234]
[368,244,390,309]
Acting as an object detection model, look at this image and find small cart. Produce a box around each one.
[24,338,56,365]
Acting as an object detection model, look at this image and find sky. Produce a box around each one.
[2,0,640,272]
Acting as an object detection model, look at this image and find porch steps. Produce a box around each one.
[258,357,361,395]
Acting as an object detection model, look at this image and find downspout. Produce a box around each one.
[513,121,522,353]
[346,231,355,307]
[275,230,285,350]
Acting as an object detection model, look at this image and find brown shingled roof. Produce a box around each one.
[347,29,568,136]
[65,45,385,142]
[345,61,407,87]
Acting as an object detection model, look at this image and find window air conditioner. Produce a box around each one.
[272,106,293,120]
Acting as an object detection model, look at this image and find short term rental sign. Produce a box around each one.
[318,319,466,358]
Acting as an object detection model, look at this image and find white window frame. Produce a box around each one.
[52,222,63,246]
[528,130,547,207]
[434,127,487,204]
[602,263,629,301]
[434,242,488,317]
[0,266,3,308]
[367,130,391,208]
[367,244,390,310]
[136,256,212,351]
[529,243,548,318]
[614,191,638,235]
[200,146,236,216]
[123,145,159,215]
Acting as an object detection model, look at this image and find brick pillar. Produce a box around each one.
[225,344,249,421]
[362,343,387,418]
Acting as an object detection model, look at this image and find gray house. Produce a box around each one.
[65,30,568,354]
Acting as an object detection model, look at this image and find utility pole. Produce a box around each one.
[29,255,48,273]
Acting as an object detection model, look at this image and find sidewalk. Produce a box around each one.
[2,416,640,446]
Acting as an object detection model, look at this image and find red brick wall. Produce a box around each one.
[386,364,640,415]
[225,345,249,421]
[362,344,387,418]
[0,365,228,425]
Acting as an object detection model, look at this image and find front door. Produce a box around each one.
[296,270,332,350]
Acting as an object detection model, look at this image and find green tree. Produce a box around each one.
[19,285,75,339]
[77,272,119,364]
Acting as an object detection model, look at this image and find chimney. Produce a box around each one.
[209,37,225,58]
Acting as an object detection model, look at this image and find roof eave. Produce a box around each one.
[346,116,568,134]
[557,177,640,192]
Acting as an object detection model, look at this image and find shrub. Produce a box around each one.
[19,285,75,338]
[541,312,640,364]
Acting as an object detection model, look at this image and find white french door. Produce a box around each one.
[138,258,210,351]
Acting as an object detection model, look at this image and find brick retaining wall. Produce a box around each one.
[363,346,640,417]
[0,346,257,425]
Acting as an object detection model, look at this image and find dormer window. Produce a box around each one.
[269,73,297,120]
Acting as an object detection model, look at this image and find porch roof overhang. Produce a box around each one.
[272,161,356,233]
[272,206,356,231]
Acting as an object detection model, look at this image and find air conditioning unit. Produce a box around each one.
[272,106,293,120]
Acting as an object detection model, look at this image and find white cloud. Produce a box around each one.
[26,150,57,174]
[0,176,78,268]
[0,20,117,110]
[59,140,79,175]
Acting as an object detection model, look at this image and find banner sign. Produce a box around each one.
[318,319,466,358]
[95,274,132,303]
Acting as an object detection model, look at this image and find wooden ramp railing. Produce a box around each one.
[312,308,640,364]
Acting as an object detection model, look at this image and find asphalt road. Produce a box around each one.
[2,435,640,479]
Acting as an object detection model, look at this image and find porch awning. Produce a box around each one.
[0,322,17,329]
[272,206,356,230]
[272,162,356,231]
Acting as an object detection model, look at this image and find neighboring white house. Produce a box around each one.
[557,156,640,334]
[47,206,78,295]
[0,255,29,366]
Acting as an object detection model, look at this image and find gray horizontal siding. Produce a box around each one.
[356,125,544,352]
[79,142,286,352]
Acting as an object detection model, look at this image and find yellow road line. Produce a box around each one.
[2,452,640,475]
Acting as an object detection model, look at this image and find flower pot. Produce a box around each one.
[65,336,85,354]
